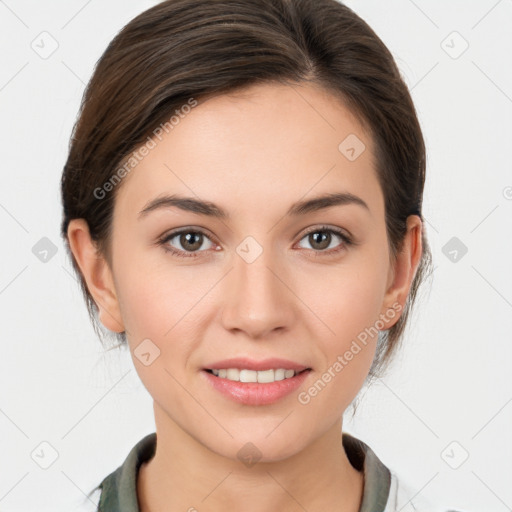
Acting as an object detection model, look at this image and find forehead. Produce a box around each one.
[113,82,382,221]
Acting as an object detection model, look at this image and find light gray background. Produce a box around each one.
[0,1,511,510]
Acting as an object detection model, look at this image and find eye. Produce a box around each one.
[296,226,353,255]
[158,225,354,259]
[158,228,217,258]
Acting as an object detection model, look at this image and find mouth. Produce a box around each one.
[203,357,311,375]
[201,367,312,405]
[203,367,312,383]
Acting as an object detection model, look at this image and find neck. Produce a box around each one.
[137,402,364,512]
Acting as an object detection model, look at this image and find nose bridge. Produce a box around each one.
[221,236,293,338]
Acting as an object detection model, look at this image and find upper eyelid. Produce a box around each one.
[300,225,349,237]
[160,226,218,245]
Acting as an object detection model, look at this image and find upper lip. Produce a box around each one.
[204,357,311,372]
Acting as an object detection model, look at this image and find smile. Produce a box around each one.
[206,368,307,383]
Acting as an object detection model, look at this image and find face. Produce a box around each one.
[72,82,416,462]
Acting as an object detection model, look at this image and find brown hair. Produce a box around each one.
[61,0,433,382]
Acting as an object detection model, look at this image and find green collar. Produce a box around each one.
[97,431,391,512]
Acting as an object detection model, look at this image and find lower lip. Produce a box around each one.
[202,369,311,406]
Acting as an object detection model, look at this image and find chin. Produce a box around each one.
[209,429,310,465]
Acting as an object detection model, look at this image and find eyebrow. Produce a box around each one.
[138,191,370,220]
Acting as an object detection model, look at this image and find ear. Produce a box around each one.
[67,218,124,333]
[379,215,423,330]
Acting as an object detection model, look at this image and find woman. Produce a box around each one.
[60,0,460,510]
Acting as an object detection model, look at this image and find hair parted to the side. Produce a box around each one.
[60,0,433,382]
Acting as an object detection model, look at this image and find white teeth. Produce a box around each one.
[240,369,258,382]
[274,369,286,381]
[226,368,239,380]
[210,368,301,383]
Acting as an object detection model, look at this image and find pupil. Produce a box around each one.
[311,231,330,250]
[182,232,202,250]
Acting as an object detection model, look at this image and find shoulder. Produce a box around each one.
[96,432,157,511]
[384,471,466,512]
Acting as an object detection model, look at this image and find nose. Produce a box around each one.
[220,245,296,340]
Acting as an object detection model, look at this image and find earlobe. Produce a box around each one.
[67,219,125,333]
[380,215,423,330]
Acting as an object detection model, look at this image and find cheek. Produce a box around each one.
[115,241,389,360]
[298,254,389,344]
[114,266,206,396]
[294,251,388,398]
[117,273,173,338]
[113,259,197,348]
[113,257,222,385]
[328,276,385,342]
[296,269,384,419]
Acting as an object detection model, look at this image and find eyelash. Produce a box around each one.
[157,225,354,259]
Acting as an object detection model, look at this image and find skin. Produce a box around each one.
[68,82,422,511]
